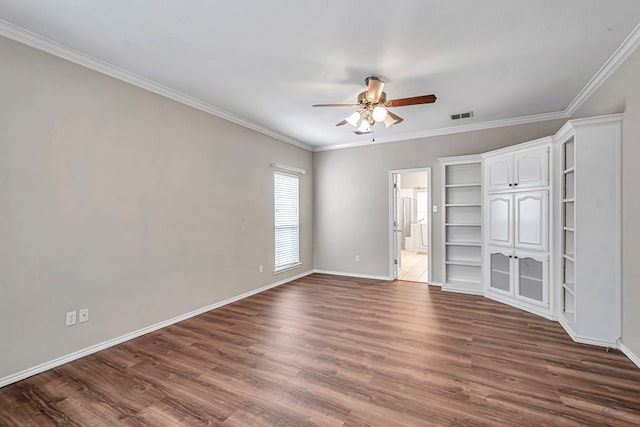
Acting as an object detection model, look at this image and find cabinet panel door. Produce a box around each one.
[514,191,548,251]
[514,252,548,306]
[485,155,513,192]
[488,249,514,296]
[487,194,513,247]
[514,147,548,189]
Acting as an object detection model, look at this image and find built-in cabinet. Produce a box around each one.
[438,114,622,351]
[485,146,549,192]
[483,138,551,318]
[487,191,548,251]
[487,248,548,308]
[555,115,621,348]
[439,155,483,294]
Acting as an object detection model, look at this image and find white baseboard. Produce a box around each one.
[484,292,557,321]
[441,285,483,296]
[313,269,393,281]
[558,316,620,349]
[619,344,640,369]
[429,281,443,287]
[0,270,314,388]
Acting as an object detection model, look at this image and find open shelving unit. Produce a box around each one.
[440,156,483,291]
[561,137,576,329]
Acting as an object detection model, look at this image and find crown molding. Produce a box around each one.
[3,16,639,154]
[0,19,312,152]
[313,111,568,152]
[564,21,640,116]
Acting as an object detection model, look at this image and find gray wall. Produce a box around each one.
[0,36,313,379]
[571,46,640,361]
[313,119,565,279]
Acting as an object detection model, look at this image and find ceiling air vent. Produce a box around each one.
[451,111,474,120]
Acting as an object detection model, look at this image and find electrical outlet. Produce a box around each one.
[66,311,77,326]
[355,255,360,262]
[259,264,264,273]
[79,308,89,323]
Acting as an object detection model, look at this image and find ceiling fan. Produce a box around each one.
[313,76,436,134]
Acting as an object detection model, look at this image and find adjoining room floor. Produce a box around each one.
[398,250,427,282]
[1,274,639,425]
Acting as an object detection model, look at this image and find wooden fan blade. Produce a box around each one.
[387,110,404,124]
[366,77,384,102]
[336,119,348,126]
[385,94,437,107]
[312,103,359,107]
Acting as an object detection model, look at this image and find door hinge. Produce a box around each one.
[394,259,398,265]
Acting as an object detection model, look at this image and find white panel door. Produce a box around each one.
[514,147,548,189]
[514,191,548,251]
[487,194,513,247]
[485,155,513,192]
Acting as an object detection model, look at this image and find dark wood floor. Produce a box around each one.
[1,274,639,426]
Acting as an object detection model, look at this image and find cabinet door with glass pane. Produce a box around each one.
[514,251,548,307]
[487,246,514,296]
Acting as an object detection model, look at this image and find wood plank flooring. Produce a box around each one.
[1,273,639,426]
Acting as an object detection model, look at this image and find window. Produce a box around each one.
[274,172,300,272]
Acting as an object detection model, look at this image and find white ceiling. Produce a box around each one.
[1,1,640,150]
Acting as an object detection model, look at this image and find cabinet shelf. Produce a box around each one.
[563,282,575,294]
[520,275,543,282]
[445,183,481,188]
[564,226,575,232]
[491,269,510,276]
[564,166,575,174]
[564,254,575,262]
[446,277,482,286]
[445,241,482,247]
[442,158,483,292]
[446,260,481,267]
[563,198,575,203]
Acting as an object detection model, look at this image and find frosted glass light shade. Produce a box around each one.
[357,121,371,133]
[384,114,398,128]
[372,106,388,122]
[345,112,361,127]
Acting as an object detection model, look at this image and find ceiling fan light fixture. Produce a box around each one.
[384,114,399,128]
[372,106,388,122]
[345,111,361,127]
[357,120,371,133]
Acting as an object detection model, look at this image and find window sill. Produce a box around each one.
[273,262,302,275]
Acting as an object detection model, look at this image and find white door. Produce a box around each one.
[514,191,548,251]
[487,194,513,247]
[485,155,513,192]
[514,147,548,189]
[392,174,400,278]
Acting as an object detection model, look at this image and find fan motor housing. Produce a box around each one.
[358,91,386,105]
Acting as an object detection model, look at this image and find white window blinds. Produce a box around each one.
[274,172,300,271]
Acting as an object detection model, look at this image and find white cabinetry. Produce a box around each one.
[555,115,621,348]
[439,155,483,294]
[485,146,549,192]
[483,139,552,318]
[487,191,548,251]
[486,247,549,308]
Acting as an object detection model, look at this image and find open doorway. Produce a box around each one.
[390,168,431,283]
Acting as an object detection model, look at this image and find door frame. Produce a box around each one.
[389,167,433,283]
